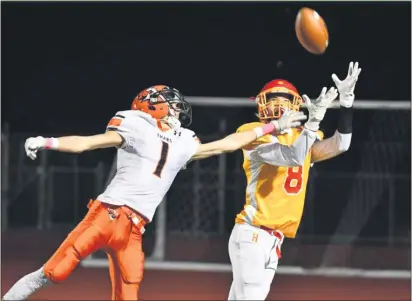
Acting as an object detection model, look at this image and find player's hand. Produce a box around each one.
[24,136,46,160]
[271,110,307,133]
[302,87,338,132]
[331,61,362,108]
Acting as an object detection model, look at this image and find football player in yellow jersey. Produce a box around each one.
[227,62,362,300]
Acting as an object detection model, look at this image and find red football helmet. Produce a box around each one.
[131,85,192,127]
[255,79,303,120]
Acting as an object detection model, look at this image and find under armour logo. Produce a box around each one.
[174,131,181,137]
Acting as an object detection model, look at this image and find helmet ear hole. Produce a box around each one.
[132,85,192,126]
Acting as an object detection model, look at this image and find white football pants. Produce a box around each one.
[227,223,284,300]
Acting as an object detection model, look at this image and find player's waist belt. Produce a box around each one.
[259,225,284,259]
[90,199,148,234]
[259,225,284,239]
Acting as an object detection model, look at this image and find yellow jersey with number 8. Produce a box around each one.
[235,122,323,238]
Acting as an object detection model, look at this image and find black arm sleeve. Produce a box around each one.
[337,106,353,134]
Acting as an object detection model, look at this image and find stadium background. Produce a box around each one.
[2,2,411,300]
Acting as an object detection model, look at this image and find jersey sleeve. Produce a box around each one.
[180,129,201,169]
[106,111,138,148]
[188,129,201,155]
[192,132,201,143]
[308,129,325,167]
[248,128,318,167]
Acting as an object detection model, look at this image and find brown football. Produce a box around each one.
[295,7,329,55]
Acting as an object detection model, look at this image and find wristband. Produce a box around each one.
[304,121,319,132]
[253,123,276,138]
[337,106,353,134]
[340,93,355,108]
[45,138,59,150]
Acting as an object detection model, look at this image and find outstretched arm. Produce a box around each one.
[48,131,123,152]
[24,131,123,159]
[311,61,361,163]
[24,111,140,160]
[191,111,307,160]
[192,129,262,160]
[311,106,352,162]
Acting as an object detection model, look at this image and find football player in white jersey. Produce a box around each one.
[3,84,312,301]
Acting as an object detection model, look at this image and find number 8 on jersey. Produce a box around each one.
[284,166,303,195]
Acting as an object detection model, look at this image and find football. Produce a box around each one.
[295,7,329,55]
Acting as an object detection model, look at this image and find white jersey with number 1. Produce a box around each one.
[97,110,200,222]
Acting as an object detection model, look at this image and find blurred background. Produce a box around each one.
[1,1,411,300]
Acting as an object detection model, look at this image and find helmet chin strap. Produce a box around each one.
[163,104,182,130]
[164,115,181,130]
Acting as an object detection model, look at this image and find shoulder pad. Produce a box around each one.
[118,110,157,127]
[290,127,323,141]
[178,128,199,140]
[238,122,272,150]
[237,122,264,133]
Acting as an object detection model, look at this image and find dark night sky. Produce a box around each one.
[2,1,411,133]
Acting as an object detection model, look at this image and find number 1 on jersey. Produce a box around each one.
[153,141,169,178]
